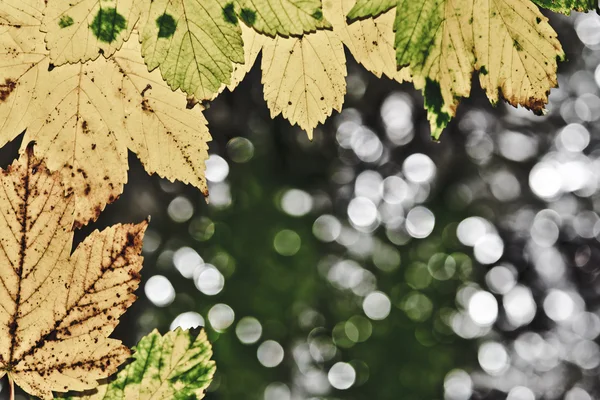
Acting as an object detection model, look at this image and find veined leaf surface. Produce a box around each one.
[0,145,147,399]
[64,329,216,400]
[140,0,244,100]
[235,0,332,36]
[0,2,210,227]
[42,0,141,65]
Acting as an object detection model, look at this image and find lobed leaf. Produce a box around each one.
[235,0,332,37]
[140,0,244,100]
[261,29,347,139]
[0,1,211,227]
[63,328,216,400]
[0,145,147,399]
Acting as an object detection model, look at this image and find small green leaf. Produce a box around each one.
[346,0,396,21]
[235,0,332,37]
[531,0,598,14]
[61,328,216,400]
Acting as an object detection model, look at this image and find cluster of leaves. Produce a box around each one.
[0,0,598,398]
[2,0,597,231]
[0,146,215,399]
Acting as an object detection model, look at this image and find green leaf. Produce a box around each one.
[62,328,216,400]
[531,0,598,14]
[346,0,396,20]
[140,0,244,100]
[235,0,332,36]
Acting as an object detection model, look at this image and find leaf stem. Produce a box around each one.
[8,374,14,400]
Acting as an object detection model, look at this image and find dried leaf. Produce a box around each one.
[0,144,147,400]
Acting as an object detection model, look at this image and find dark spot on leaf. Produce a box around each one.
[58,15,74,28]
[312,8,323,20]
[140,83,152,97]
[0,78,16,102]
[90,7,127,43]
[536,17,541,24]
[480,65,488,75]
[513,39,523,51]
[141,98,154,113]
[186,97,198,109]
[156,13,176,38]
[48,63,55,71]
[423,78,451,133]
[240,8,256,25]
[222,3,237,24]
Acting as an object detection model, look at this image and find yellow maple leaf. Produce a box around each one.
[0,1,210,227]
[0,144,147,400]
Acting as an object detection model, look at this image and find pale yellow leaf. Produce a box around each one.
[42,0,141,65]
[0,145,146,399]
[473,0,563,112]
[23,56,129,227]
[0,12,211,227]
[110,36,211,196]
[323,0,409,82]
[261,30,346,139]
[0,0,46,144]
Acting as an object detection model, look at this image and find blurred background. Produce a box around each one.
[8,7,600,400]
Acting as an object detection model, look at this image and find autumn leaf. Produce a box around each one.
[0,144,147,400]
[216,0,408,137]
[235,0,332,36]
[63,328,216,400]
[139,0,245,100]
[531,0,598,14]
[347,0,565,139]
[0,0,210,227]
[261,29,346,139]
[41,0,142,65]
[325,0,410,82]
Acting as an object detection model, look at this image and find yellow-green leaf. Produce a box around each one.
[63,328,216,400]
[140,0,244,100]
[235,0,332,36]
[345,0,396,19]
[390,0,563,139]
[532,0,598,14]
[0,145,147,400]
[42,0,141,65]
[215,22,268,96]
[261,30,346,139]
[325,0,409,82]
